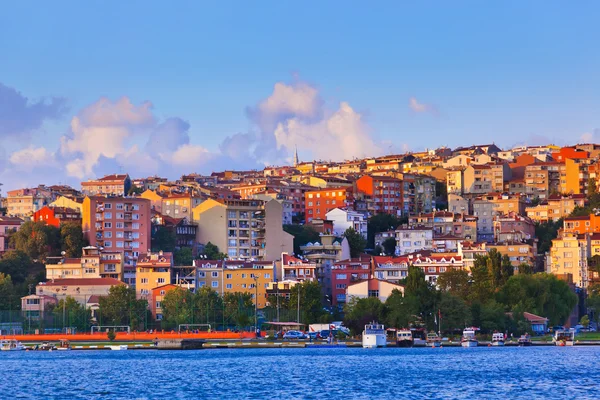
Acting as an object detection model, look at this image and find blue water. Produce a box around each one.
[2,347,599,399]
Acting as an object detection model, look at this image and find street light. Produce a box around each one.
[253,275,259,338]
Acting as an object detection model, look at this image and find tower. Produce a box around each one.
[293,146,299,167]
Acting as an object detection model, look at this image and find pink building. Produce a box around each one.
[330,256,372,306]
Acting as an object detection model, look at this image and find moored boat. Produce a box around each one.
[362,322,386,348]
[57,339,72,351]
[518,334,532,346]
[461,328,478,348]
[491,332,505,347]
[396,329,414,348]
[553,330,575,346]
[107,345,128,351]
[0,339,26,351]
[426,332,441,348]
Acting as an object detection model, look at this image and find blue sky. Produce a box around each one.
[1,1,599,189]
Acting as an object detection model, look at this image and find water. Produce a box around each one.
[2,347,599,399]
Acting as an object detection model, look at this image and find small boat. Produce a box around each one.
[362,322,387,348]
[57,339,72,351]
[491,332,505,347]
[426,332,441,348]
[461,328,478,348]
[518,334,532,346]
[0,339,26,351]
[553,329,575,346]
[107,345,128,351]
[396,329,414,348]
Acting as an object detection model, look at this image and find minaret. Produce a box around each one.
[293,145,299,167]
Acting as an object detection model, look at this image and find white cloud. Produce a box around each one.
[169,144,213,167]
[581,132,594,143]
[9,146,56,170]
[409,97,435,114]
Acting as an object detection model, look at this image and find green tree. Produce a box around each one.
[479,300,507,333]
[53,296,88,332]
[151,226,176,253]
[470,255,493,304]
[97,285,149,329]
[174,247,193,266]
[283,224,320,255]
[384,289,417,329]
[60,222,87,257]
[367,213,406,248]
[203,242,227,260]
[382,237,397,256]
[518,263,533,275]
[0,273,19,310]
[439,292,470,333]
[344,227,367,258]
[0,250,42,284]
[288,281,326,324]
[588,284,600,326]
[223,292,253,328]
[404,266,438,329]
[343,296,386,335]
[161,287,194,327]
[193,287,224,325]
[500,254,514,286]
[10,221,61,260]
[535,219,563,254]
[128,184,144,195]
[437,269,470,300]
[580,315,590,329]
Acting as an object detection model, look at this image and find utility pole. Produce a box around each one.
[297,284,301,325]
[254,275,259,338]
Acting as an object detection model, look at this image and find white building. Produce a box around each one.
[326,208,368,239]
[394,226,433,255]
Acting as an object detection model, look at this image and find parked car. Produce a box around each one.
[307,332,319,340]
[283,330,306,339]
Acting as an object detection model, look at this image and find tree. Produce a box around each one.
[128,184,144,195]
[98,285,149,329]
[469,255,493,304]
[174,247,193,266]
[0,273,19,310]
[343,297,386,335]
[344,227,367,258]
[54,296,88,332]
[223,292,253,328]
[518,263,533,275]
[151,226,176,253]
[479,300,507,333]
[580,315,590,329]
[437,269,470,300]
[439,292,470,333]
[203,242,227,260]
[288,281,326,324]
[193,287,223,325]
[500,254,514,285]
[385,289,418,329]
[404,266,438,329]
[367,213,406,248]
[10,221,61,260]
[283,224,320,255]
[382,237,397,256]
[535,219,563,254]
[161,287,194,328]
[0,250,42,285]
[60,222,87,257]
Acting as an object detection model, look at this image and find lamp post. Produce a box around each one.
[253,275,259,338]
[297,284,301,326]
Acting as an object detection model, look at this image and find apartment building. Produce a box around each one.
[193,260,274,308]
[45,246,124,281]
[394,226,433,255]
[565,158,592,195]
[50,196,83,212]
[563,214,600,235]
[487,241,537,268]
[549,232,589,288]
[193,198,293,261]
[408,211,478,242]
[35,278,125,306]
[372,252,463,286]
[7,186,55,218]
[526,194,586,223]
[161,192,205,221]
[446,168,465,194]
[151,284,179,321]
[300,234,351,297]
[305,187,353,222]
[330,257,372,305]
[136,251,173,299]
[0,216,23,253]
[326,208,367,238]
[279,253,317,283]
[81,174,131,196]
[82,196,152,285]
[463,163,511,195]
[356,175,403,216]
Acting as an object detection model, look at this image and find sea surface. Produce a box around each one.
[2,346,599,399]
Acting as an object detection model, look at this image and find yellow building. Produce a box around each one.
[50,196,83,212]
[446,168,465,194]
[136,251,173,299]
[549,232,589,288]
[526,194,586,223]
[192,198,293,261]
[487,242,537,268]
[194,260,274,308]
[140,190,163,211]
[565,158,591,195]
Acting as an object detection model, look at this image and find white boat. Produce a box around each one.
[107,345,128,351]
[426,332,441,348]
[396,329,413,347]
[461,328,478,348]
[362,322,386,348]
[491,332,505,346]
[0,339,26,351]
[553,329,575,346]
[57,339,72,351]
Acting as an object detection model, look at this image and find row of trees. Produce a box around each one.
[10,221,87,260]
[343,250,577,336]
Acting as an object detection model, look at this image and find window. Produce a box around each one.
[368,290,379,298]
[116,203,124,210]
[228,211,237,218]
[104,241,112,247]
[116,222,124,228]
[428,267,436,273]
[104,222,112,228]
[160,290,165,295]
[116,241,124,248]
[26,298,40,305]
[228,239,237,247]
[116,231,123,238]
[104,203,112,209]
[241,284,247,288]
[212,281,218,288]
[226,274,232,279]
[104,231,112,238]
[264,273,271,279]
[132,223,140,229]
[157,278,165,284]
[336,274,347,279]
[439,267,447,273]
[198,271,206,278]
[156,301,162,309]
[141,278,148,284]
[228,248,237,257]
[198,282,206,287]
[132,214,140,220]
[226,284,232,289]
[241,273,247,278]
[117,213,124,219]
[335,284,347,289]
[211,271,218,278]
[104,212,112,219]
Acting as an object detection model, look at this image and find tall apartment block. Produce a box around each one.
[82,196,151,286]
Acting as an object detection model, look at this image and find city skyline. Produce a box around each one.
[1,1,600,189]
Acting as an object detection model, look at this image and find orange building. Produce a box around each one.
[151,284,179,321]
[355,175,403,216]
[136,251,173,299]
[305,187,352,223]
[81,174,131,196]
[551,147,590,162]
[33,205,81,228]
[564,214,600,235]
[565,158,593,195]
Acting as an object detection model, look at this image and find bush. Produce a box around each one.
[107,330,116,342]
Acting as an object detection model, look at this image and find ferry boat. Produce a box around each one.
[0,339,25,351]
[426,332,441,348]
[517,334,532,346]
[553,329,575,346]
[396,329,413,347]
[362,322,386,348]
[461,328,478,348]
[57,339,72,351]
[491,332,505,346]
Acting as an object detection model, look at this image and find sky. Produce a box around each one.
[1,1,600,191]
